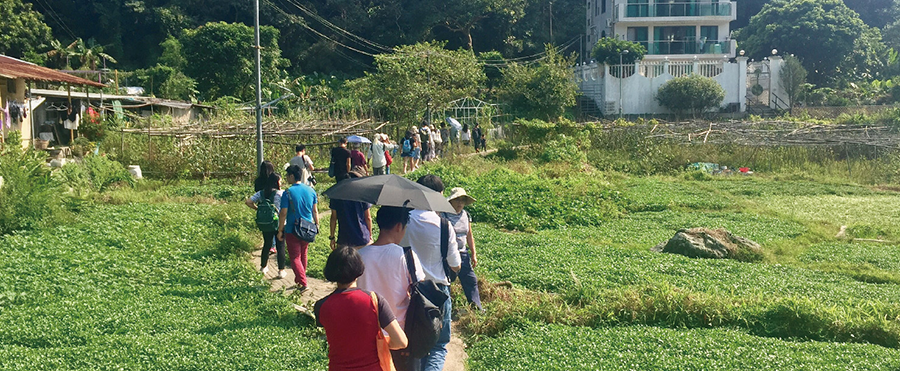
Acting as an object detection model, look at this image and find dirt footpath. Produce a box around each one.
[252,238,468,371]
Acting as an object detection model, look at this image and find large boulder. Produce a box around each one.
[652,228,763,262]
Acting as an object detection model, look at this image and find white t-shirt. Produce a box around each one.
[289,154,314,186]
[461,131,471,141]
[250,189,284,211]
[357,243,424,330]
[399,210,461,286]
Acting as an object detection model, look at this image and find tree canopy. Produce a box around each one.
[497,45,578,121]
[350,42,485,124]
[180,22,287,100]
[736,0,874,85]
[0,0,53,60]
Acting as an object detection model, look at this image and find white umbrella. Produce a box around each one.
[347,135,371,144]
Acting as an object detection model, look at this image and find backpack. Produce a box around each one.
[256,191,279,232]
[401,138,412,154]
[403,247,449,359]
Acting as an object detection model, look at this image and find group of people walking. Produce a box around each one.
[245,140,482,371]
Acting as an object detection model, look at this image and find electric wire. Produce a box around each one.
[33,0,78,40]
[266,0,581,68]
[278,0,394,53]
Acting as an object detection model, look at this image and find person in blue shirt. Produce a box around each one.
[277,164,320,292]
[329,169,373,250]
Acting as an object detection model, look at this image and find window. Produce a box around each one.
[6,79,15,94]
[653,26,697,54]
[627,27,649,50]
[601,0,606,14]
[627,0,649,17]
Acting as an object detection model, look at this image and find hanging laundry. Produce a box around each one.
[64,106,80,130]
[1,102,9,129]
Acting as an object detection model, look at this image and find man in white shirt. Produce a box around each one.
[289,144,315,186]
[400,175,460,371]
[357,206,424,371]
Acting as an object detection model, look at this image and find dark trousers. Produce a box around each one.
[448,251,482,310]
[391,349,422,371]
[373,166,386,175]
[260,230,285,270]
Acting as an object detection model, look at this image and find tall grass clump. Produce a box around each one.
[0,132,63,235]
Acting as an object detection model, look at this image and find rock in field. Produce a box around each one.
[651,228,763,262]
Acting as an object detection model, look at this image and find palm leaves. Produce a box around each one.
[44,38,117,70]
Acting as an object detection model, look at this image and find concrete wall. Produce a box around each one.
[0,77,36,148]
[575,57,748,115]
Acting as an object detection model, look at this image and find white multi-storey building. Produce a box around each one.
[579,0,750,115]
[587,0,737,59]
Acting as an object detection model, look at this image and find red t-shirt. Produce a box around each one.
[350,150,367,168]
[314,288,396,371]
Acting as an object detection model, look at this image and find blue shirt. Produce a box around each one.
[281,183,318,234]
[330,199,371,247]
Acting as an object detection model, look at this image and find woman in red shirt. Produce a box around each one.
[314,246,408,371]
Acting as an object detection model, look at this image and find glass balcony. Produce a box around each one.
[636,40,733,55]
[623,1,733,18]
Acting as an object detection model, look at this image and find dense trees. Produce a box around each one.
[497,46,578,120]
[0,0,53,60]
[736,0,878,85]
[180,22,287,100]
[351,42,485,124]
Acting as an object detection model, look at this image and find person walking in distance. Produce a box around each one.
[401,175,461,371]
[369,134,396,176]
[277,165,320,292]
[289,144,315,186]
[357,206,425,371]
[330,137,352,181]
[400,130,416,174]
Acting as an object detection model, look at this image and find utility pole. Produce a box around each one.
[549,1,554,43]
[254,0,264,166]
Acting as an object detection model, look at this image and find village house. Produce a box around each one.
[1,54,210,150]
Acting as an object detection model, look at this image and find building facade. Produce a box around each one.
[587,0,737,59]
[582,0,747,115]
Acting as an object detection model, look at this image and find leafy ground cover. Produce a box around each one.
[468,323,900,371]
[0,202,327,370]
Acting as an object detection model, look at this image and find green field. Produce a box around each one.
[0,203,328,370]
[2,156,900,370]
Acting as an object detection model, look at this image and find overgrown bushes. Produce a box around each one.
[0,133,62,235]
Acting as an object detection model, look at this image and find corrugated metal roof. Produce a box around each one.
[30,88,213,110]
[0,55,105,88]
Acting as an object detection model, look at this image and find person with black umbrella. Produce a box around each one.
[399,175,460,371]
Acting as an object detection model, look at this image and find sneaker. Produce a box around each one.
[269,247,276,253]
[261,266,269,275]
[297,286,309,293]
[277,270,287,279]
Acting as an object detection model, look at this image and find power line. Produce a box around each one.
[278,0,393,54]
[33,0,77,40]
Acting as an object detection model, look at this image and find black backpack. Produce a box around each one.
[403,246,449,359]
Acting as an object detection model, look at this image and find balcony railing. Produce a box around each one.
[632,40,733,55]
[622,1,734,18]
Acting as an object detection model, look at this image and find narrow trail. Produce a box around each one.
[250,211,468,371]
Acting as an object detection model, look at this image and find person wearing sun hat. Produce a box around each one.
[440,187,483,311]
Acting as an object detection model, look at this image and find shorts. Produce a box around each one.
[412,148,421,158]
[400,152,412,158]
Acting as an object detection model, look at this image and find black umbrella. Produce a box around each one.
[322,174,454,213]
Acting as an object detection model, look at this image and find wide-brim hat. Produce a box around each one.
[447,187,476,206]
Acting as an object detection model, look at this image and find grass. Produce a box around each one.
[0,202,328,370]
[467,322,900,371]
